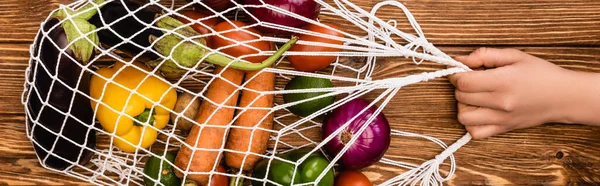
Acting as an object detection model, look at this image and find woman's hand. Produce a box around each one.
[448,48,600,139]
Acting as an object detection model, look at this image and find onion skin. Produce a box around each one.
[322,98,391,170]
[243,0,320,36]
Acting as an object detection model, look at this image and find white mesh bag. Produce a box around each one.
[23,0,474,185]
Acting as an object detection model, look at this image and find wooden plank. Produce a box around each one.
[3,40,600,184]
[0,158,96,185]
[1,0,600,46]
[3,0,600,185]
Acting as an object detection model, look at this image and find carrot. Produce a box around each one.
[174,66,244,185]
[225,70,275,171]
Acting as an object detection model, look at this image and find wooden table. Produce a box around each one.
[1,0,599,185]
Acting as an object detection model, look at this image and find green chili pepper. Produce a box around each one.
[252,148,335,186]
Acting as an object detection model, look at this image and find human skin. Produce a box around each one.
[447,47,600,139]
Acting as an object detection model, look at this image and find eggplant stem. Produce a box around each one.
[153,14,298,72]
[53,0,106,64]
[205,36,299,71]
[156,15,199,38]
[55,0,106,20]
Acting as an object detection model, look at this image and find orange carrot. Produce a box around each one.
[225,70,275,171]
[174,66,244,184]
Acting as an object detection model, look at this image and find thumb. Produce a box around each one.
[456,47,529,69]
[465,125,507,139]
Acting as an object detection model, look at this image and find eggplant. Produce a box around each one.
[26,3,102,170]
[89,0,298,79]
[89,0,164,61]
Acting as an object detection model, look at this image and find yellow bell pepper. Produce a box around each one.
[89,61,177,152]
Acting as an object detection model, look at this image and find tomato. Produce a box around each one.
[288,23,344,72]
[334,170,373,186]
[206,164,229,186]
[177,10,220,46]
[212,20,273,63]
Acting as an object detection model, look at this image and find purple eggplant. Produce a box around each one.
[26,3,102,170]
[89,0,164,61]
[89,0,298,79]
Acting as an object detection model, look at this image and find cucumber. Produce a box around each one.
[143,152,181,186]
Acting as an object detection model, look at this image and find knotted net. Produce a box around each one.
[23,0,474,185]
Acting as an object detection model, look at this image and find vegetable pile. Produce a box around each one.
[28,0,392,185]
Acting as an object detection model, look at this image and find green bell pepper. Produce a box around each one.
[252,148,335,186]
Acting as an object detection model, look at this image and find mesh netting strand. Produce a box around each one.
[23,0,474,185]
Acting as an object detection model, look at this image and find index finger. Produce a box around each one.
[457,47,529,69]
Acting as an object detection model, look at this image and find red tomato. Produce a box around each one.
[288,23,344,72]
[335,170,373,186]
[206,164,229,186]
[212,20,273,63]
[177,10,220,46]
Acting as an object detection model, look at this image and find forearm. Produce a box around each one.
[556,70,600,126]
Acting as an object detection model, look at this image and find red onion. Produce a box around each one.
[243,0,320,36]
[322,98,391,170]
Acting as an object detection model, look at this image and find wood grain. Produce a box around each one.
[1,0,600,185]
[1,0,600,46]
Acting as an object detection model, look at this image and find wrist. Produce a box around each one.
[553,69,600,126]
